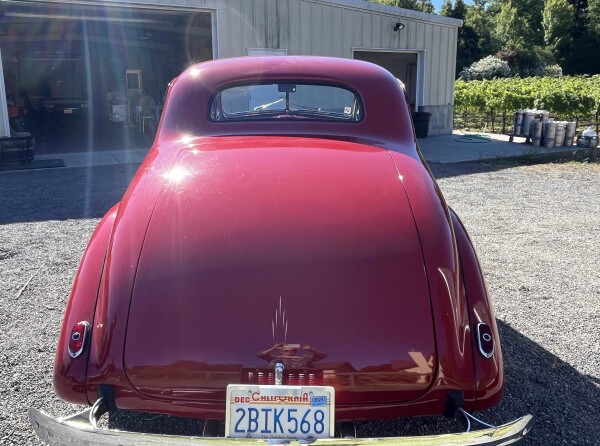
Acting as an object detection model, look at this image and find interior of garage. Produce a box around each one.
[1,1,213,155]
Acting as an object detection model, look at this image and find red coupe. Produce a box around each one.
[31,56,532,445]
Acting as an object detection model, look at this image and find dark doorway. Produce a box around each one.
[1,1,213,154]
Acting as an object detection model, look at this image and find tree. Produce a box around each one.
[451,0,468,19]
[439,0,453,16]
[542,0,575,64]
[373,0,600,75]
[494,2,531,50]
[371,0,435,14]
[560,0,600,74]
[466,0,495,55]
[439,0,481,75]
[417,0,435,13]
[588,0,600,39]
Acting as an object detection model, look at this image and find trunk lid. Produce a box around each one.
[124,138,436,404]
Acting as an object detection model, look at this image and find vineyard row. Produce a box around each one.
[453,76,600,134]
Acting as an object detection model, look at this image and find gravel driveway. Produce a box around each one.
[1,160,598,445]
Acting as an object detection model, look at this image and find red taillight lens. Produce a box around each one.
[68,321,90,359]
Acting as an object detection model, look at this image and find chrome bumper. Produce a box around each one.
[30,407,532,446]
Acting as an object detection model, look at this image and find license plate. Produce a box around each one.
[64,109,73,114]
[226,384,334,440]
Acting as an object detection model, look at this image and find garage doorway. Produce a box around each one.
[1,1,214,155]
[354,50,423,112]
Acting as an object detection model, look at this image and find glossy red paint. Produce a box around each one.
[125,139,435,405]
[53,56,504,422]
[451,211,504,411]
[54,203,119,404]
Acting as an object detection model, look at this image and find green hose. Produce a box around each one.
[454,131,492,143]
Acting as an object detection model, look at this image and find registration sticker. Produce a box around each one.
[311,396,327,407]
[226,384,335,440]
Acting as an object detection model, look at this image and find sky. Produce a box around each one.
[431,0,473,15]
[432,0,444,12]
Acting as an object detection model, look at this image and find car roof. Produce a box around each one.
[158,56,415,151]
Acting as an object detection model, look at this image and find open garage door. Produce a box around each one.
[354,50,422,113]
[0,1,213,155]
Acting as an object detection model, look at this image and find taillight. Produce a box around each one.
[68,321,90,359]
[476,323,494,359]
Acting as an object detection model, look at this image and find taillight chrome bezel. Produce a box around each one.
[476,322,495,359]
[68,321,90,359]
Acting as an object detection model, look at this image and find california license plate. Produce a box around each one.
[226,384,334,440]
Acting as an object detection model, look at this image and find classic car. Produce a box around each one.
[30,56,532,445]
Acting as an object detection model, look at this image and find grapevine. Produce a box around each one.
[454,76,600,133]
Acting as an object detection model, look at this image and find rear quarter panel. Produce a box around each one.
[53,203,119,404]
[389,151,477,410]
[451,210,504,410]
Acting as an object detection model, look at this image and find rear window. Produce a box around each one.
[210,82,363,122]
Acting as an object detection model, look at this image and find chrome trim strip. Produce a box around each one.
[30,406,532,446]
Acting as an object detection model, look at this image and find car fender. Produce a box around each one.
[389,151,477,411]
[53,203,120,404]
[450,209,504,411]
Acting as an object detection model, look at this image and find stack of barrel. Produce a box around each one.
[513,110,576,147]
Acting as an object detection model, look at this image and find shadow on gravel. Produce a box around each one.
[493,320,599,445]
[0,164,138,224]
[428,160,526,180]
[103,320,599,444]
[429,156,600,180]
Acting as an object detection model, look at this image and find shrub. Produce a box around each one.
[459,56,512,80]
[544,64,563,77]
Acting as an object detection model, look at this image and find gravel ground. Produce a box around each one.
[1,160,599,445]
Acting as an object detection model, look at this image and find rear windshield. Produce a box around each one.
[210,83,363,122]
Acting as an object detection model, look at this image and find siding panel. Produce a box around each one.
[310,2,322,54]
[361,12,371,48]
[371,14,382,48]
[322,5,334,56]
[240,0,254,52]
[289,0,300,54]
[448,27,458,103]
[210,0,459,131]
[253,0,267,48]
[439,27,450,103]
[352,10,362,50]
[299,1,311,54]
[407,20,416,49]
[265,0,279,48]
[217,3,230,56]
[331,6,344,57]
[227,0,242,55]
[430,24,441,104]
[341,8,353,58]
[380,16,392,49]
[277,0,290,50]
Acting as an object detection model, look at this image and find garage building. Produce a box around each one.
[0,0,461,156]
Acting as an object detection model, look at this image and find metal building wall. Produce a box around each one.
[29,0,460,134]
[214,0,459,134]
